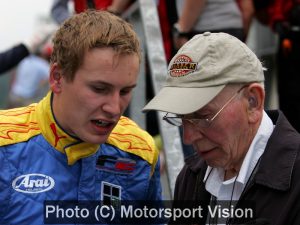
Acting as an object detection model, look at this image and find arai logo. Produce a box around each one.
[12,173,55,194]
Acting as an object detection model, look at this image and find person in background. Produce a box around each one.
[172,0,254,50]
[265,0,300,133]
[236,0,255,40]
[0,44,30,74]
[0,26,55,74]
[51,0,133,24]
[143,32,300,224]
[0,10,161,225]
[7,41,53,108]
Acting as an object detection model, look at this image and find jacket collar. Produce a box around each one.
[254,110,300,191]
[36,92,99,165]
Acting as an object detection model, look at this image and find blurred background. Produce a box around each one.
[0,0,53,51]
[0,0,55,108]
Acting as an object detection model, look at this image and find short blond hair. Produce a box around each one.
[51,9,141,81]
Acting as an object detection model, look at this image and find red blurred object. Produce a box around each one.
[282,38,292,55]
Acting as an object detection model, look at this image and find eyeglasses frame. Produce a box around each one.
[162,85,248,128]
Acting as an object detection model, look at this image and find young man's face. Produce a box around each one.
[50,47,140,144]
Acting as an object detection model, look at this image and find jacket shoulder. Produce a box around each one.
[0,104,41,146]
[107,116,159,167]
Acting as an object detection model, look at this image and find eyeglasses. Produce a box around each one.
[163,85,247,128]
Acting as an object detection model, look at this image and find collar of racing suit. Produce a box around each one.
[36,92,99,165]
[1,91,159,171]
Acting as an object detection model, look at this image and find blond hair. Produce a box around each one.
[51,9,141,81]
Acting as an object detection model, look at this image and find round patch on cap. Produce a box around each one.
[169,54,197,77]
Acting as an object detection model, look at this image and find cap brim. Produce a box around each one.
[142,85,225,114]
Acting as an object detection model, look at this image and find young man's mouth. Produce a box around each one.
[92,119,113,127]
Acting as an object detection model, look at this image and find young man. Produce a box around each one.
[144,32,300,224]
[0,10,161,224]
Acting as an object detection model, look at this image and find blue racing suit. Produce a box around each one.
[0,92,162,224]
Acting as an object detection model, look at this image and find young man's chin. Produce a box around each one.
[86,134,110,144]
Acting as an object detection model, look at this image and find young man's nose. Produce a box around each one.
[102,92,122,116]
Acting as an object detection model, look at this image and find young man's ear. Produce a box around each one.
[49,63,62,93]
[245,83,265,123]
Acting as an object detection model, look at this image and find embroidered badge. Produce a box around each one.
[101,181,122,208]
[12,173,55,194]
[169,54,198,77]
[96,155,136,174]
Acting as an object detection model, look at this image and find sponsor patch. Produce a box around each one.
[169,54,198,77]
[12,173,55,194]
[96,155,136,174]
[101,181,122,208]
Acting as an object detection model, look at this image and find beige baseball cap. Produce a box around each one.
[143,32,264,114]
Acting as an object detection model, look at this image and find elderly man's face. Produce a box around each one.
[182,86,251,172]
[50,47,140,144]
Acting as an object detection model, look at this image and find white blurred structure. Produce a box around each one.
[0,0,53,51]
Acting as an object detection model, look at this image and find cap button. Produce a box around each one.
[203,32,211,36]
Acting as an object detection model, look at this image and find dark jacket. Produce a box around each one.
[173,110,300,225]
[0,44,29,74]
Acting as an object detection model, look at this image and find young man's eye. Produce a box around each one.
[92,86,107,93]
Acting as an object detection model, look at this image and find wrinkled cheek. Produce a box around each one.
[204,149,229,168]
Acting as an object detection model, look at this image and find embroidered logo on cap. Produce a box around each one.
[169,55,197,77]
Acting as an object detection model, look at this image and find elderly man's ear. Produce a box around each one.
[246,84,265,123]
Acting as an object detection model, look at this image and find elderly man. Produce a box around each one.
[144,32,300,224]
